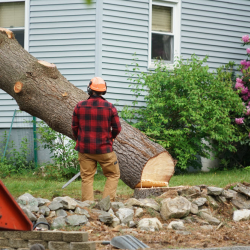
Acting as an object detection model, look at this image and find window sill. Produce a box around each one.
[148,62,174,71]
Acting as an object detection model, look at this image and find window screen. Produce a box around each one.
[152,5,172,32]
[0,2,25,28]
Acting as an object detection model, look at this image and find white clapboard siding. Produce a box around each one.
[181,0,250,72]
[1,0,250,128]
[102,0,149,107]
[0,0,96,128]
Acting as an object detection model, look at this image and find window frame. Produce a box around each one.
[0,0,30,51]
[148,0,181,69]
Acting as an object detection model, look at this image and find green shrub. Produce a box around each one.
[37,121,79,179]
[0,131,34,177]
[122,55,244,170]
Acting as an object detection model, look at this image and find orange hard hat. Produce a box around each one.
[89,77,107,92]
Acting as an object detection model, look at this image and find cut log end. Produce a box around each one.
[14,81,23,93]
[0,28,14,39]
[38,60,56,68]
[135,151,175,188]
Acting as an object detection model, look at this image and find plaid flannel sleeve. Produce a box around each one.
[111,105,121,139]
[71,105,79,140]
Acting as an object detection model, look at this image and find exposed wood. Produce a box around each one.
[0,28,13,39]
[135,151,175,188]
[38,60,56,68]
[14,81,23,93]
[133,186,188,199]
[0,28,176,189]
[135,180,168,189]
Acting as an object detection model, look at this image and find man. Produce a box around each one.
[72,77,122,201]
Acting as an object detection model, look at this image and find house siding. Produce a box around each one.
[0,0,96,128]
[181,0,250,70]
[102,0,149,108]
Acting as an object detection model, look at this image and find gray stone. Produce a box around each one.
[66,215,88,226]
[200,225,214,231]
[138,218,162,231]
[199,208,212,215]
[29,205,39,213]
[48,201,63,211]
[48,211,56,218]
[111,202,124,210]
[135,207,144,218]
[175,230,191,235]
[111,216,120,228]
[116,208,134,224]
[199,211,221,225]
[75,207,90,218]
[231,192,250,209]
[22,207,37,222]
[233,183,250,197]
[53,196,78,210]
[160,196,191,220]
[192,197,207,207]
[75,200,91,208]
[36,198,50,206]
[207,187,223,196]
[129,221,136,228]
[222,189,235,199]
[108,208,115,216]
[216,196,227,203]
[125,198,141,207]
[138,198,160,211]
[190,203,198,214]
[99,212,113,224]
[56,209,67,217]
[97,196,110,211]
[233,209,250,221]
[36,217,49,230]
[167,220,185,230]
[39,206,50,217]
[51,216,66,229]
[177,186,201,196]
[207,195,219,209]
[17,193,38,207]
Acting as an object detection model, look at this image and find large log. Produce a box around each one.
[0,29,176,189]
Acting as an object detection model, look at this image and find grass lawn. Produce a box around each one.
[1,168,250,200]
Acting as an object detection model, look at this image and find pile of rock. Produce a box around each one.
[17,183,250,233]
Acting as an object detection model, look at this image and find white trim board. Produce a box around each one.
[148,0,181,70]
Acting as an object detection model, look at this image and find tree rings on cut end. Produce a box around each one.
[38,60,56,68]
[135,151,175,188]
[14,81,23,93]
[0,28,14,39]
[135,179,169,188]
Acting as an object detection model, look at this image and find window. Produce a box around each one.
[149,0,180,68]
[0,1,25,47]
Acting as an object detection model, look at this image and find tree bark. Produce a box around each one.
[0,29,176,189]
[133,186,187,199]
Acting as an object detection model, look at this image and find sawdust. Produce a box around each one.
[85,219,250,249]
[84,188,250,249]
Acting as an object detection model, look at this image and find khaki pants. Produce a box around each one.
[78,151,120,201]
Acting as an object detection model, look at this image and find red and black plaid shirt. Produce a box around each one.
[72,95,121,154]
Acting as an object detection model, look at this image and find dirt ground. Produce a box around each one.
[76,193,250,249]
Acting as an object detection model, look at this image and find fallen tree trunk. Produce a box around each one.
[0,29,176,189]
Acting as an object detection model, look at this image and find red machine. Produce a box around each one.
[0,180,33,231]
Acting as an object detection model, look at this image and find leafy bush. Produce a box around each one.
[0,131,34,177]
[122,55,244,170]
[37,121,79,179]
[217,35,250,169]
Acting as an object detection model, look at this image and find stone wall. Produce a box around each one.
[0,231,95,250]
